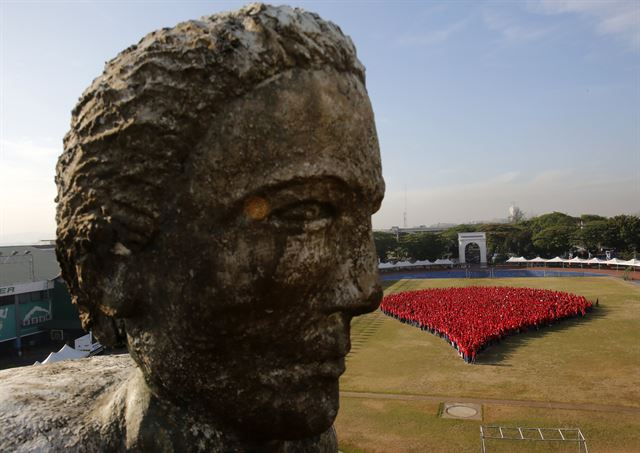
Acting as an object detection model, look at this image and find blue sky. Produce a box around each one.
[1,0,639,243]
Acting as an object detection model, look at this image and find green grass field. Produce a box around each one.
[336,277,640,452]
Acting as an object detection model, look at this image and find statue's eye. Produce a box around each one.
[278,202,334,221]
[271,201,336,230]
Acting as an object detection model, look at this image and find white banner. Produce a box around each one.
[0,280,53,297]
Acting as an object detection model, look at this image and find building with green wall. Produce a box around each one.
[1,244,82,354]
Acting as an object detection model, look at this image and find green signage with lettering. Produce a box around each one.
[0,301,52,342]
[0,305,16,342]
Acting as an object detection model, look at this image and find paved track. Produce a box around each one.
[340,390,640,414]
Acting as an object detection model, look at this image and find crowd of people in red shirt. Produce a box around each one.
[380,286,592,363]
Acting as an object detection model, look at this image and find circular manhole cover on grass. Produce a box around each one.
[445,405,478,418]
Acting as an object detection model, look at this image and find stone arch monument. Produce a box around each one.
[458,232,487,267]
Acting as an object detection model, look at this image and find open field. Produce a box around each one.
[336,277,640,452]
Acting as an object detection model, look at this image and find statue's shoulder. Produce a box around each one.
[0,354,135,452]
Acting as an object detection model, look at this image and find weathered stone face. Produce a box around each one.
[53,3,385,448]
[122,67,384,438]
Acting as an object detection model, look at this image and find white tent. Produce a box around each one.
[547,256,564,263]
[607,258,624,265]
[584,257,604,268]
[563,257,586,266]
[606,258,626,266]
[506,256,527,263]
[433,258,453,266]
[378,260,436,270]
[40,344,88,365]
[622,258,640,267]
[74,332,103,354]
[568,256,588,264]
[529,256,547,264]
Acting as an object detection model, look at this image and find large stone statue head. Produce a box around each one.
[56,3,384,442]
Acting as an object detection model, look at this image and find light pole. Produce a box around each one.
[23,251,35,281]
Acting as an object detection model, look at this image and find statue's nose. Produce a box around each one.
[324,221,383,315]
[328,257,382,316]
[356,282,383,315]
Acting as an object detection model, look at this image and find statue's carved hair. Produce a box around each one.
[55,3,365,345]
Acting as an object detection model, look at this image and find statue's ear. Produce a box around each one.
[77,303,127,348]
[73,215,149,317]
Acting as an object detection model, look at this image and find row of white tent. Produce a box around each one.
[33,344,88,365]
[379,259,455,270]
[506,256,640,267]
[33,332,104,366]
[378,256,640,270]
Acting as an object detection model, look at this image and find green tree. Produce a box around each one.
[386,246,409,262]
[580,214,607,224]
[373,232,397,263]
[532,225,576,257]
[528,212,579,234]
[481,223,534,258]
[575,220,615,254]
[399,232,447,261]
[505,228,535,257]
[607,215,640,258]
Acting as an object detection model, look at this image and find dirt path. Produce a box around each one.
[340,390,640,414]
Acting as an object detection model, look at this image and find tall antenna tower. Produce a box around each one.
[403,185,408,228]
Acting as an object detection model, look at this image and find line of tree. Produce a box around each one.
[374,212,640,263]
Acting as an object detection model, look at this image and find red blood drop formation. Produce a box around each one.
[380,286,592,363]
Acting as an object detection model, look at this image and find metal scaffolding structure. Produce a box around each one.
[480,425,589,453]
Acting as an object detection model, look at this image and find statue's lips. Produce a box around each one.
[306,356,346,378]
[256,357,347,384]
[190,317,351,380]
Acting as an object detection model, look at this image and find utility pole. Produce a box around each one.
[403,185,408,228]
[25,251,34,281]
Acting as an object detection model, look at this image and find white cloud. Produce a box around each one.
[0,139,60,243]
[1,139,60,167]
[396,19,468,46]
[531,0,640,50]
[531,169,572,184]
[482,10,552,42]
[493,171,520,183]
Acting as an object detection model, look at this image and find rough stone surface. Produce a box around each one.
[0,355,338,451]
[1,3,384,452]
